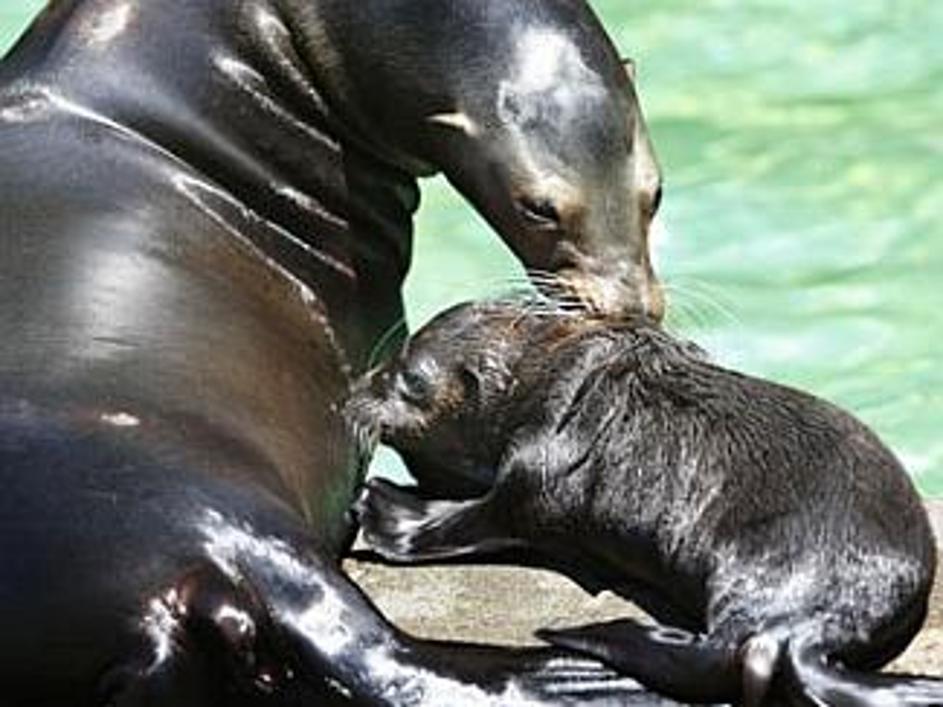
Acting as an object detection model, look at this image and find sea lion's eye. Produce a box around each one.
[647,184,663,218]
[517,197,560,228]
[396,367,434,406]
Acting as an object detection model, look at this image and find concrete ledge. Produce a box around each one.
[344,501,943,675]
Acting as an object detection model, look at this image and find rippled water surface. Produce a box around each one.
[3,2,940,494]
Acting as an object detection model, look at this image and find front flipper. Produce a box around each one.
[537,618,741,704]
[353,477,524,563]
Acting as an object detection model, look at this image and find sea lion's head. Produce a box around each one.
[304,0,665,322]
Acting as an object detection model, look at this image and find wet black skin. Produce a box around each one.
[0,0,667,704]
[351,301,942,706]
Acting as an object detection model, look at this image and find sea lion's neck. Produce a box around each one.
[4,0,420,364]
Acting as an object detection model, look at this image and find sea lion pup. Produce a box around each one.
[348,300,942,706]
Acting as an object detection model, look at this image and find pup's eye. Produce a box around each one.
[396,368,434,406]
[517,197,561,228]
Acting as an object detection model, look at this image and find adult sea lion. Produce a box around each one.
[350,300,943,705]
[0,0,665,703]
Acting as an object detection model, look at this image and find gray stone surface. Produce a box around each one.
[345,501,943,675]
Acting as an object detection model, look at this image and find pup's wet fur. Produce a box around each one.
[348,300,941,705]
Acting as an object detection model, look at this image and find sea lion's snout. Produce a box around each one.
[343,374,385,460]
[535,234,665,322]
[343,361,426,456]
[343,342,458,457]
[556,263,665,323]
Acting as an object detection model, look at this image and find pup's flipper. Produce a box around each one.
[537,618,741,704]
[784,635,943,707]
[352,477,522,563]
[394,642,692,706]
[543,618,943,707]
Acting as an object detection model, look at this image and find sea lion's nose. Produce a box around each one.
[561,267,665,323]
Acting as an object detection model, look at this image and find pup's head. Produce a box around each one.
[345,300,587,496]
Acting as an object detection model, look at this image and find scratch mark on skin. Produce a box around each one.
[427,112,480,137]
[100,411,141,428]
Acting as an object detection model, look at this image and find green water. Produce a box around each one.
[3,2,941,495]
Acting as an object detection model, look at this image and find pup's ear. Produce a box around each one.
[473,353,513,399]
[459,364,482,401]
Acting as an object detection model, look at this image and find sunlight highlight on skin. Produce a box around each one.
[82,1,133,46]
[510,29,599,95]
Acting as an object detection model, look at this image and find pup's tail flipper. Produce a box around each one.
[541,618,943,707]
[537,618,752,704]
[784,637,943,707]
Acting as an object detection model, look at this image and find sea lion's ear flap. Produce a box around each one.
[621,57,637,82]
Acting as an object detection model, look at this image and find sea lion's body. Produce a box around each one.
[352,301,942,705]
[0,0,667,702]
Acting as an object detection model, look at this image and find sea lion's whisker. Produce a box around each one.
[662,283,742,331]
[663,298,710,334]
[367,317,409,368]
[663,277,741,318]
